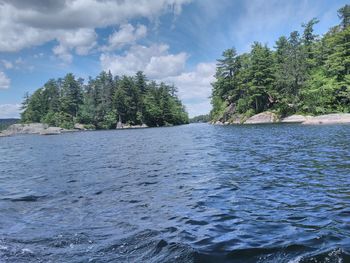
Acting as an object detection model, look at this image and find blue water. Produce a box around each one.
[0,123,349,262]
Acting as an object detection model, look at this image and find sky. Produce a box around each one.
[0,0,348,118]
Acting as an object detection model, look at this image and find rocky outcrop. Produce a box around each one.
[116,121,123,129]
[116,123,148,129]
[0,123,72,137]
[228,114,245,124]
[244,112,279,124]
[39,127,64,135]
[1,123,48,136]
[281,115,312,123]
[302,113,350,125]
[214,121,224,125]
[74,123,86,130]
[222,103,236,122]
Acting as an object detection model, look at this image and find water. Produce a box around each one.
[0,123,349,263]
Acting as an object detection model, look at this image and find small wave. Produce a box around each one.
[96,230,199,262]
[298,248,350,263]
[3,194,46,202]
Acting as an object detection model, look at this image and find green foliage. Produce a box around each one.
[210,5,350,121]
[0,119,19,131]
[21,72,188,129]
[209,96,227,121]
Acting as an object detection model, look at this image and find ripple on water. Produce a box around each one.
[0,124,349,262]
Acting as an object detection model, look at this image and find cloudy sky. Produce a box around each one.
[0,0,347,118]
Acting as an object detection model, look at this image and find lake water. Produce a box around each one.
[0,123,349,262]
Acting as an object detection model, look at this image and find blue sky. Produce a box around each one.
[0,0,348,118]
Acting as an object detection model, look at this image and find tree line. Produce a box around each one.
[0,119,19,131]
[21,71,189,129]
[210,5,350,122]
[189,114,210,123]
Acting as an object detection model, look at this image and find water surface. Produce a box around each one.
[0,123,349,262]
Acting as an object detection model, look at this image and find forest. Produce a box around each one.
[0,119,19,131]
[21,71,189,129]
[210,5,350,122]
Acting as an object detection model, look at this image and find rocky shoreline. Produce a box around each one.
[1,113,349,137]
[212,112,350,125]
[0,123,78,137]
[0,122,150,137]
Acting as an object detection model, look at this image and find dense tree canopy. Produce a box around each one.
[210,5,350,122]
[21,71,189,129]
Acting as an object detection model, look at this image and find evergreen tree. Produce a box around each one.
[61,73,83,119]
[21,71,188,128]
[210,5,350,121]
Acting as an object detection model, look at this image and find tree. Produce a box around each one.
[248,42,275,112]
[302,18,319,69]
[61,73,83,119]
[210,6,350,122]
[338,4,350,29]
[21,71,189,128]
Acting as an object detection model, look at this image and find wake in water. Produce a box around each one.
[1,230,350,262]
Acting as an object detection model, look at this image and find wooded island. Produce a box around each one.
[210,5,350,123]
[21,71,189,129]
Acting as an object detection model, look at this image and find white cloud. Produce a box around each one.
[0,104,21,118]
[163,62,215,100]
[161,62,216,117]
[101,42,214,116]
[0,0,191,53]
[52,28,97,63]
[186,100,212,117]
[52,44,73,64]
[1,60,13,69]
[100,44,187,79]
[0,72,11,89]
[102,24,147,51]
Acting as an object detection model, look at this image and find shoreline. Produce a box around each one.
[211,113,350,126]
[0,122,177,138]
[1,113,349,138]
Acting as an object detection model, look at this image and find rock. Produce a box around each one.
[116,121,123,129]
[224,121,230,125]
[281,115,312,123]
[40,127,63,135]
[131,124,148,129]
[116,123,148,129]
[244,112,278,124]
[302,113,350,125]
[214,121,224,125]
[228,114,244,124]
[0,123,72,137]
[222,103,236,121]
[74,123,86,130]
[4,123,48,135]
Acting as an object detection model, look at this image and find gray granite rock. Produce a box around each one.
[244,112,278,124]
[281,115,312,123]
[302,113,350,125]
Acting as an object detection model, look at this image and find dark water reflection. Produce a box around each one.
[0,123,349,262]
